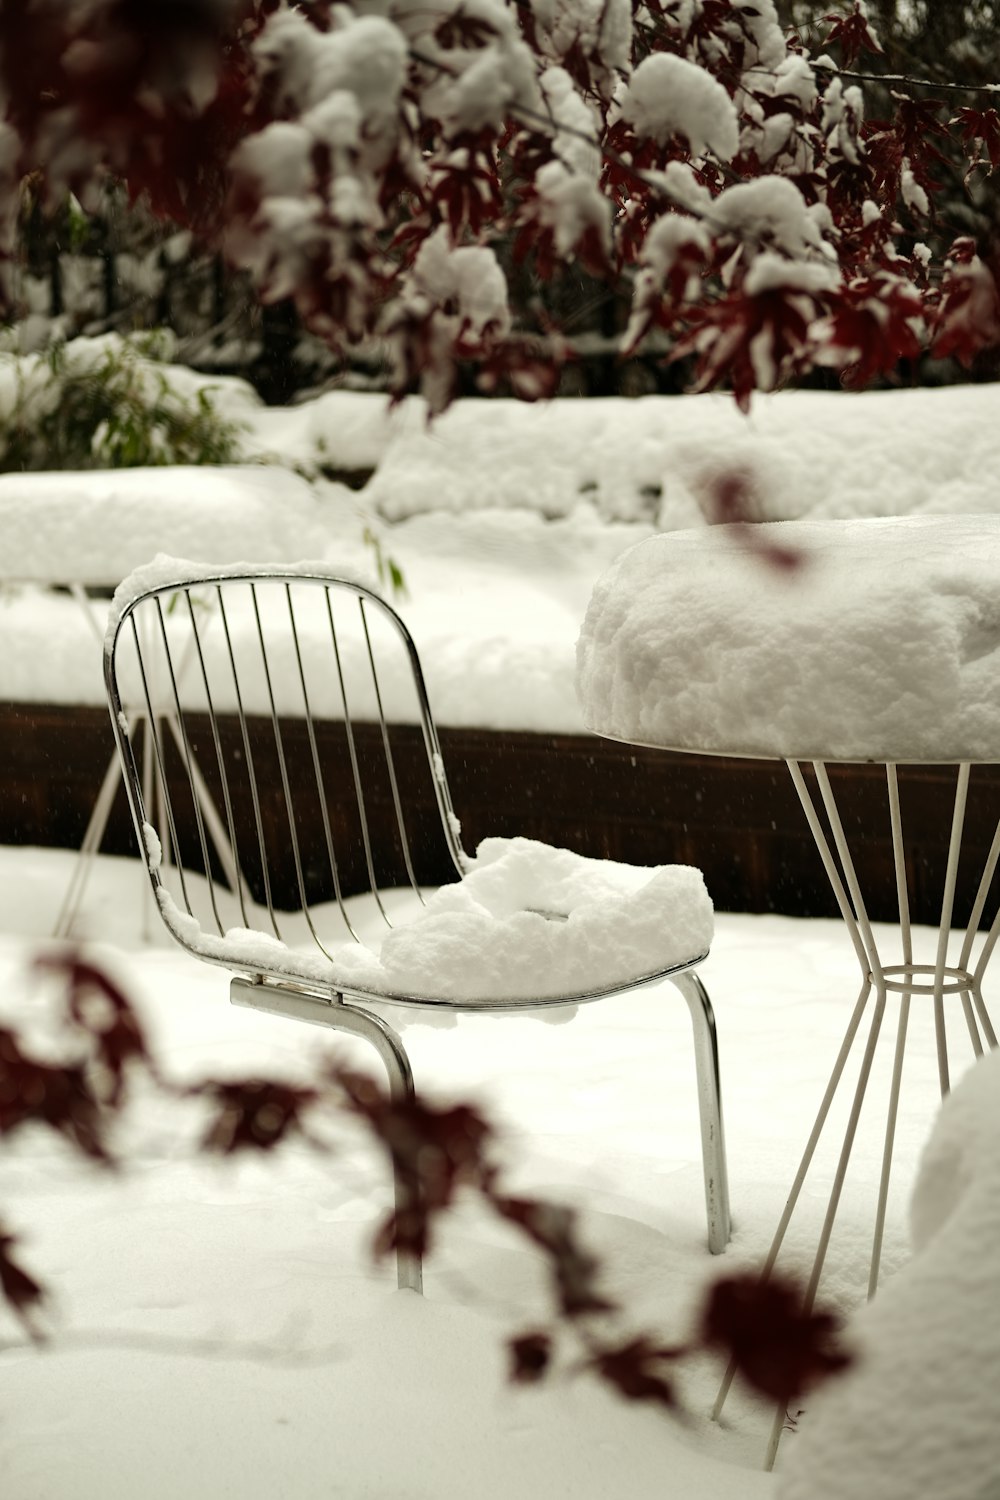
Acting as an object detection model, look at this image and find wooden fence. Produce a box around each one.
[4,702,1000,926]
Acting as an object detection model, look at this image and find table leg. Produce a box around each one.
[715,757,999,1467]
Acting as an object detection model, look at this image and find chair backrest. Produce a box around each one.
[104,562,468,963]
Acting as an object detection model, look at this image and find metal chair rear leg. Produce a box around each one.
[668,970,731,1254]
[229,979,423,1294]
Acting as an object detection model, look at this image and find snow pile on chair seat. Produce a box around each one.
[378,838,713,1001]
[158,836,712,1007]
[577,515,1000,763]
[776,1046,1000,1500]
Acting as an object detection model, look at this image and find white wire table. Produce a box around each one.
[575,514,1000,1466]
[716,753,998,1466]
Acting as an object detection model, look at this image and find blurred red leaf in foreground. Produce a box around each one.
[701,1272,853,1405]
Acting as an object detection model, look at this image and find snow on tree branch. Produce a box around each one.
[1,0,998,408]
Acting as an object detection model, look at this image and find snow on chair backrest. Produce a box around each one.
[104,559,468,970]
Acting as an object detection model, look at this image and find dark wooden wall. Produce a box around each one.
[3,702,999,926]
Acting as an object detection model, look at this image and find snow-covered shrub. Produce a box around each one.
[0,334,252,471]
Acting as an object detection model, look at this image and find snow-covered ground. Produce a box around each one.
[0,843,982,1499]
[3,378,1000,1495]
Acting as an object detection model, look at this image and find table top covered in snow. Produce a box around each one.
[576,514,1000,764]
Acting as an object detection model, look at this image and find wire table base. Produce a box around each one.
[715,757,999,1468]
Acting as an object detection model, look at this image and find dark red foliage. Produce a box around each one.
[823,2,884,67]
[932,237,1000,366]
[585,1334,686,1411]
[0,950,160,1172]
[862,96,949,212]
[476,337,566,401]
[2,0,997,402]
[494,1195,616,1318]
[0,1226,47,1338]
[509,1329,553,1384]
[676,281,822,412]
[700,1273,852,1405]
[0,0,259,235]
[1,953,855,1430]
[953,107,1000,179]
[890,94,950,194]
[513,200,611,284]
[338,1069,494,1258]
[559,35,603,99]
[824,273,924,388]
[198,1077,323,1153]
[0,1026,109,1161]
[430,134,504,240]
[35,952,151,1105]
[702,470,805,570]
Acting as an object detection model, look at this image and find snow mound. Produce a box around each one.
[362,386,1000,527]
[159,836,713,1009]
[0,465,330,585]
[576,514,1000,762]
[776,1046,1000,1500]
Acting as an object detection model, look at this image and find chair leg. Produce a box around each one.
[667,970,731,1254]
[229,979,423,1294]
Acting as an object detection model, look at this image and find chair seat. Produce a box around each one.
[155,835,713,1011]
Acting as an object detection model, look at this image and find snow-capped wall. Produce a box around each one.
[0,466,329,585]
[362,385,1000,527]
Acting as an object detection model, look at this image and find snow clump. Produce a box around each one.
[620,52,740,160]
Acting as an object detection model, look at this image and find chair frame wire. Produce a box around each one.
[105,567,731,1294]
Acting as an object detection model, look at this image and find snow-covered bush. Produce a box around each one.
[0,333,253,471]
[0,1,997,412]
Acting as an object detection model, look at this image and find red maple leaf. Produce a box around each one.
[823,272,924,387]
[585,1334,686,1410]
[198,1077,324,1154]
[823,2,883,67]
[509,1330,553,1384]
[932,241,1000,366]
[494,1195,616,1318]
[675,277,825,411]
[701,1273,852,1405]
[0,1226,48,1340]
[429,133,505,240]
[339,1070,494,1258]
[953,106,1000,180]
[476,337,566,401]
[0,1027,110,1161]
[36,951,151,1105]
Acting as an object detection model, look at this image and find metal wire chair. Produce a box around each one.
[104,562,730,1293]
